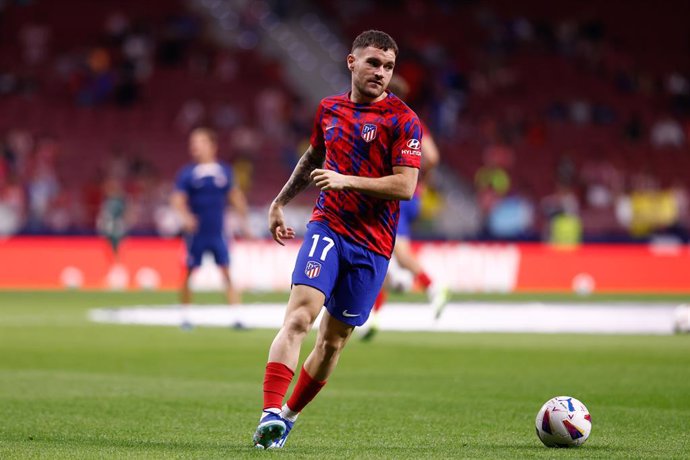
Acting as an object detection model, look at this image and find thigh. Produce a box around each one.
[326,245,389,327]
[210,235,230,266]
[185,234,204,268]
[291,221,340,301]
[283,284,327,328]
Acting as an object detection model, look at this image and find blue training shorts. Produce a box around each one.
[185,233,230,268]
[292,221,389,327]
[397,193,421,238]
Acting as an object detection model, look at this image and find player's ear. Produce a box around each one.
[346,54,355,71]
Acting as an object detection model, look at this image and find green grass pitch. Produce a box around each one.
[1,290,689,458]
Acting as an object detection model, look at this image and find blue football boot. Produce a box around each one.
[252,410,285,449]
[269,406,296,449]
[270,420,294,448]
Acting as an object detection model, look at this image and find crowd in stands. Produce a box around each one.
[1,0,689,243]
[324,0,690,242]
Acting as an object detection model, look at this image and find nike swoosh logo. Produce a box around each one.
[325,125,337,131]
[342,310,359,317]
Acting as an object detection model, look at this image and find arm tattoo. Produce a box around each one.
[273,146,325,206]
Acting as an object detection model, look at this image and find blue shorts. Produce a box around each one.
[397,194,421,238]
[292,221,389,327]
[185,233,230,268]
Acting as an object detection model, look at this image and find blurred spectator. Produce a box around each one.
[556,154,578,188]
[104,11,130,46]
[666,72,690,116]
[570,99,591,125]
[650,116,685,148]
[157,13,199,67]
[230,124,262,159]
[97,177,128,259]
[19,21,50,66]
[26,136,60,230]
[487,193,535,239]
[212,100,241,129]
[541,184,582,246]
[0,175,25,236]
[623,181,683,239]
[623,113,644,142]
[121,24,154,81]
[4,130,33,178]
[175,99,206,132]
[256,87,288,139]
[475,142,513,198]
[77,47,115,106]
[214,50,239,82]
[581,159,623,210]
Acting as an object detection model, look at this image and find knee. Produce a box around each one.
[283,309,314,337]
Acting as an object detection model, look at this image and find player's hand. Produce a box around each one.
[311,169,350,191]
[268,202,295,246]
[182,214,198,233]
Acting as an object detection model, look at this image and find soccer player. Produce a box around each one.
[361,75,450,341]
[171,127,249,309]
[252,30,422,449]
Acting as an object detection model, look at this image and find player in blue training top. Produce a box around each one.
[171,127,249,308]
[361,75,450,341]
[252,30,422,449]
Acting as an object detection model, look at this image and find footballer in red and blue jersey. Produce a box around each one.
[289,90,422,327]
[255,31,423,451]
[309,91,422,258]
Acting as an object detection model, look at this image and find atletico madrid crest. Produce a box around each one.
[361,124,377,143]
[305,261,322,279]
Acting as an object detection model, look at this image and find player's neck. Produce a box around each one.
[349,88,387,105]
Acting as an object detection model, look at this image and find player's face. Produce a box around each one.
[348,46,396,103]
[189,131,217,162]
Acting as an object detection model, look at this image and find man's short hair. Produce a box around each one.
[352,30,399,56]
[191,126,218,145]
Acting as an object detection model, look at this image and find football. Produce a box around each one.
[535,396,592,447]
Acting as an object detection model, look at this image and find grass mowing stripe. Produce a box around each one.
[1,291,689,458]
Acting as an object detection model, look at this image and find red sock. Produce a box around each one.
[286,366,326,413]
[416,272,432,289]
[263,362,294,410]
[372,289,387,313]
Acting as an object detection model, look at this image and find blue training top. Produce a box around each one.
[174,161,234,236]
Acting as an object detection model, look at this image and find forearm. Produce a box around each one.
[421,135,440,171]
[345,174,416,200]
[230,188,249,218]
[273,146,325,206]
[171,193,193,218]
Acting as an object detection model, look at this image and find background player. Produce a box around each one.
[252,30,422,449]
[171,127,249,309]
[361,75,450,341]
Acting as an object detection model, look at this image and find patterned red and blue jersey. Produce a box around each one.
[309,91,422,258]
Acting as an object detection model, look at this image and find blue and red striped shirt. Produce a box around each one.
[309,91,422,258]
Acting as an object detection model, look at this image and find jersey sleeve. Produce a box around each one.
[309,102,325,150]
[392,112,423,169]
[224,163,235,192]
[174,167,190,194]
